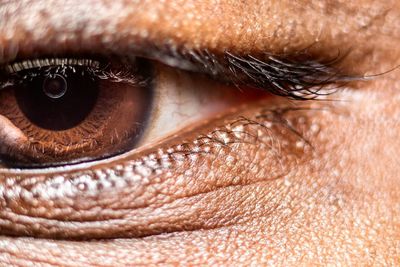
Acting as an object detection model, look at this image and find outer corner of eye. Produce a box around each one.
[0,55,265,170]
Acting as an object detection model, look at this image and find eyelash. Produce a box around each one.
[0,47,355,239]
[0,47,361,102]
[163,48,363,100]
[0,56,144,89]
[0,48,355,168]
[0,51,355,168]
[0,55,157,168]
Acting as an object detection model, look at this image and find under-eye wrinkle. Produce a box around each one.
[0,100,327,240]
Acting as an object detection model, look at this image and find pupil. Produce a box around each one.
[43,74,68,99]
[14,68,99,131]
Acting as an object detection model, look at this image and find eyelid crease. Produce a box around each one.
[0,0,388,101]
[0,14,365,101]
[0,0,369,99]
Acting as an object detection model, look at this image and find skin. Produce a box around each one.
[0,0,399,266]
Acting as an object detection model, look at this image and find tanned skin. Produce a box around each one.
[0,0,399,265]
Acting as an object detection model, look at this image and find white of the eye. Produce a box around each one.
[139,65,238,146]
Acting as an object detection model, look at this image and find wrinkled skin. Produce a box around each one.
[0,0,399,266]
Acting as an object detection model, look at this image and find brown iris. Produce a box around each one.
[0,58,153,168]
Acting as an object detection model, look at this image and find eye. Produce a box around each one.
[0,55,257,168]
[0,57,152,167]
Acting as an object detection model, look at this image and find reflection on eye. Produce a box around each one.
[0,57,154,167]
[0,47,350,170]
[0,55,258,169]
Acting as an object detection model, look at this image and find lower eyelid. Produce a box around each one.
[0,99,322,239]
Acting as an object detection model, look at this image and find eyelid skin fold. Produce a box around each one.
[0,98,326,240]
[0,0,378,95]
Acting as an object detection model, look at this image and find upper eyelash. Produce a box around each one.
[189,50,365,100]
[154,47,366,100]
[0,46,364,100]
[224,52,348,100]
[0,57,144,88]
[4,58,101,74]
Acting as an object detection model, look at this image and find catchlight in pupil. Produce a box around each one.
[0,57,153,168]
[14,67,99,131]
[43,74,68,99]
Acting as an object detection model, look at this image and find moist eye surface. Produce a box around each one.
[15,66,100,130]
[0,57,154,168]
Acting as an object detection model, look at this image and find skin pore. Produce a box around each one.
[0,0,399,265]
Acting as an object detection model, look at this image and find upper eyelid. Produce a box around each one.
[165,49,366,98]
[3,58,101,74]
[0,0,338,68]
[0,41,365,101]
[0,30,364,100]
[0,0,366,99]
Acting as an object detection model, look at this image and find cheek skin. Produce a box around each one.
[1,77,399,265]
